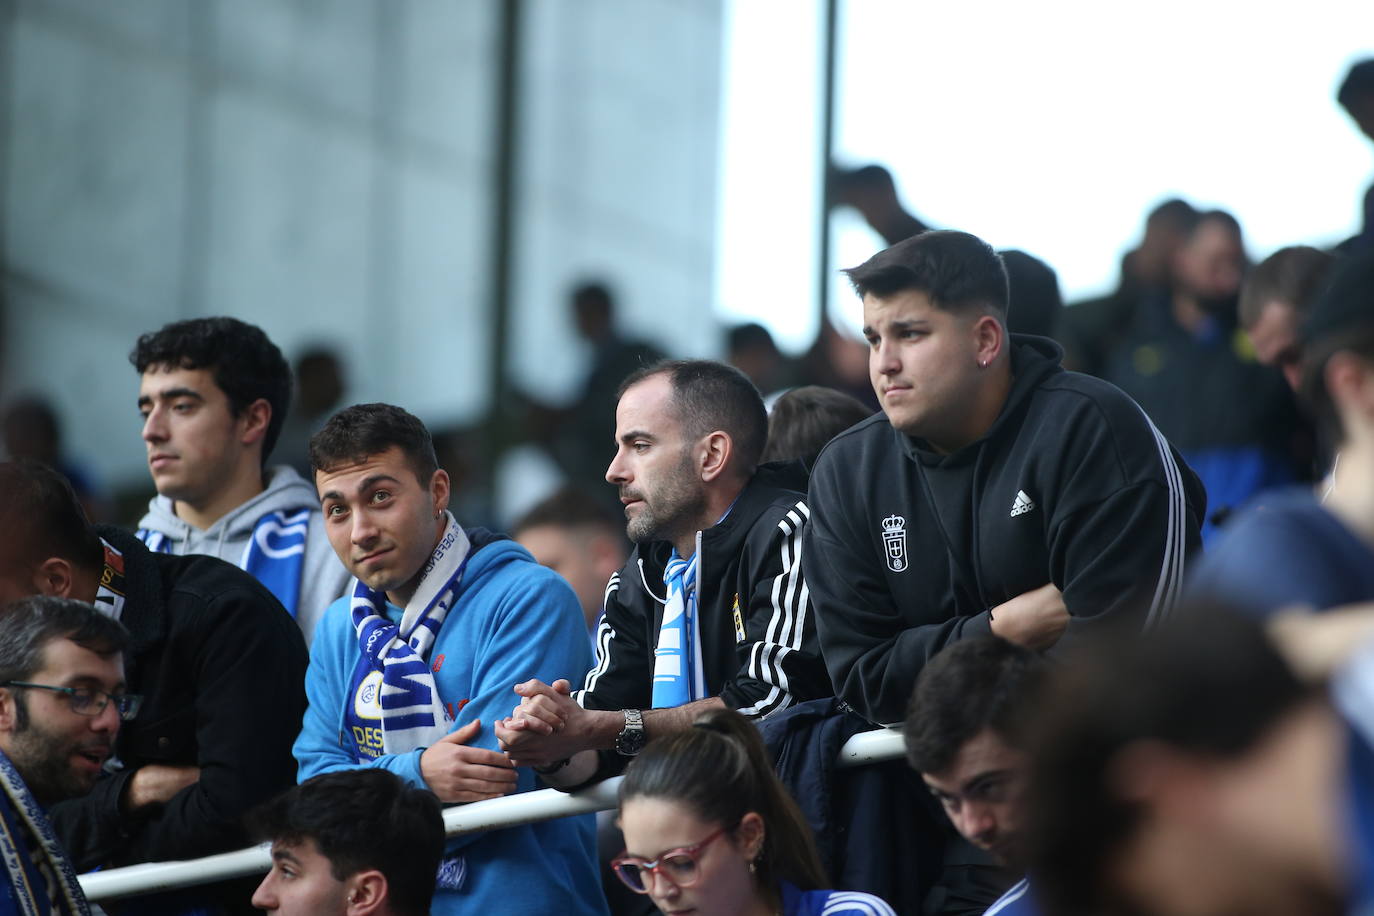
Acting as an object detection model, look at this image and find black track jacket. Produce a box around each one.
[805,336,1205,725]
[574,462,832,773]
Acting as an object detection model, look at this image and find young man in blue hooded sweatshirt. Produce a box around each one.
[295,403,605,916]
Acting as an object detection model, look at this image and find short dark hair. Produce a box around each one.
[130,317,293,464]
[510,486,621,539]
[249,770,444,916]
[1338,58,1374,112]
[0,596,129,685]
[309,404,439,486]
[843,230,1008,317]
[1000,249,1063,338]
[1185,208,1243,245]
[762,386,871,467]
[620,707,828,901]
[1145,197,1199,232]
[1299,250,1374,446]
[617,360,769,476]
[1026,608,1309,916]
[0,462,102,575]
[1239,246,1336,329]
[904,636,1045,775]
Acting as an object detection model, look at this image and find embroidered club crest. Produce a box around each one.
[882,514,908,572]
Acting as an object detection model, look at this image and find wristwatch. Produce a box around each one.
[615,708,646,757]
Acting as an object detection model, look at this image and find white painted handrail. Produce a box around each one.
[79,727,906,903]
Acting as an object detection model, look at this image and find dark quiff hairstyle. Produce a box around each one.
[619,707,827,907]
[1239,246,1336,329]
[762,386,871,468]
[309,403,439,486]
[249,769,444,916]
[843,230,1009,317]
[1025,608,1310,916]
[905,636,1046,775]
[0,596,130,685]
[617,360,769,477]
[130,317,293,464]
[0,462,103,575]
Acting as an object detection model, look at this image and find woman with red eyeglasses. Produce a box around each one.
[611,708,897,916]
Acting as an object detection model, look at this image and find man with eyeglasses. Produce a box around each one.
[0,460,308,915]
[0,594,134,915]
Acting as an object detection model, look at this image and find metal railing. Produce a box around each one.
[79,728,906,903]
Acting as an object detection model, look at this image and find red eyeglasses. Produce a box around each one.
[610,827,729,894]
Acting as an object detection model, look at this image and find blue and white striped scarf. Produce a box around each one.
[138,506,311,618]
[0,748,91,915]
[348,512,470,754]
[652,550,706,707]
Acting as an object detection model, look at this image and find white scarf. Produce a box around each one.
[348,512,470,754]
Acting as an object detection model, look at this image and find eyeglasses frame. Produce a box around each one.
[1,681,142,721]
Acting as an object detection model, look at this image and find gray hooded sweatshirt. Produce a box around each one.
[136,465,350,645]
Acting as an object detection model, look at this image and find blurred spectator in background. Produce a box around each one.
[761,385,871,470]
[553,281,665,500]
[2,394,108,523]
[1027,607,1367,916]
[277,346,348,477]
[798,320,878,410]
[1337,58,1374,256]
[1239,246,1337,391]
[727,322,797,401]
[512,486,628,634]
[999,250,1063,339]
[831,164,930,246]
[1097,210,1306,539]
[1058,198,1198,375]
[1189,251,1374,616]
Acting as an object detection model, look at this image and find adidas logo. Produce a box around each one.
[1010,489,1035,517]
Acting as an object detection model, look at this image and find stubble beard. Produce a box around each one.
[624,455,707,547]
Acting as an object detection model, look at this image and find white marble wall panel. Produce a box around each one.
[210,0,378,123]
[5,15,190,322]
[198,86,374,368]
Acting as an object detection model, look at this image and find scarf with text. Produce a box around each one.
[345,513,470,756]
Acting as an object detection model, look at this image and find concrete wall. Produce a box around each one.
[1,0,724,495]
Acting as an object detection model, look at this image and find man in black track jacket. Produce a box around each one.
[806,231,1206,726]
[497,360,831,787]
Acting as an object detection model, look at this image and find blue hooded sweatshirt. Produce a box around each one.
[294,531,606,916]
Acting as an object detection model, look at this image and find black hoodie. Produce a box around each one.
[804,335,1205,725]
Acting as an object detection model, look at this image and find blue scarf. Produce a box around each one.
[652,550,705,708]
[137,506,310,618]
[340,514,472,892]
[342,513,470,758]
[0,749,91,916]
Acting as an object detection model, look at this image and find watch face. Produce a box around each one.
[617,712,646,756]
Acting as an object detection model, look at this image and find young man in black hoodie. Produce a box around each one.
[805,230,1205,726]
[497,360,832,787]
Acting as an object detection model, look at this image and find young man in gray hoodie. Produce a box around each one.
[132,317,349,644]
